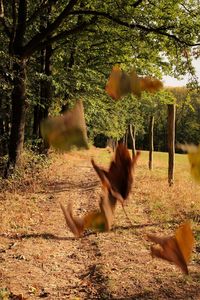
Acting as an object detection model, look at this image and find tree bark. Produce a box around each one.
[33,3,52,153]
[167,104,176,186]
[4,59,27,177]
[129,124,136,158]
[148,115,154,170]
[33,43,52,137]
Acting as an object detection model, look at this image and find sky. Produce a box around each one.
[163,58,200,87]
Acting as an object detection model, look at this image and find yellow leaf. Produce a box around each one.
[178,144,200,183]
[40,100,88,152]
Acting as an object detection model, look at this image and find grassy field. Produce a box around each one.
[0,147,199,299]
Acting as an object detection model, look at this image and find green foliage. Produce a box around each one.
[137,87,200,151]
[84,93,143,141]
[1,0,200,159]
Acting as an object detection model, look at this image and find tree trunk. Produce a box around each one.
[129,124,136,158]
[167,104,176,186]
[32,43,52,153]
[0,97,5,156]
[4,59,27,177]
[33,103,40,138]
[0,95,10,156]
[33,3,52,146]
[148,115,154,170]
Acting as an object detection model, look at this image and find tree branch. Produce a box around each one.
[26,0,58,27]
[22,17,95,57]
[13,0,27,52]
[9,0,17,48]
[68,10,200,47]
[21,0,79,58]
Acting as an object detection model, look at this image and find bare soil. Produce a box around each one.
[0,148,200,299]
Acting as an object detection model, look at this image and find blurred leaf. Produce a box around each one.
[148,221,195,274]
[40,100,88,152]
[106,66,163,100]
[178,144,200,183]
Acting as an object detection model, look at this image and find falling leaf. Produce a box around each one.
[105,66,163,99]
[83,211,107,232]
[40,100,88,152]
[105,65,123,99]
[60,178,115,237]
[178,143,200,183]
[60,202,84,237]
[60,202,110,236]
[129,69,141,97]
[92,144,140,202]
[140,77,163,93]
[60,144,139,236]
[148,221,195,274]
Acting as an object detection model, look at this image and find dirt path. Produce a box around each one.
[0,149,200,299]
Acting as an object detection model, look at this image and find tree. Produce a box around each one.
[1,0,200,175]
[2,0,96,176]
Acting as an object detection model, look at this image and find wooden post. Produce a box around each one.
[167,104,176,186]
[125,129,128,147]
[128,124,136,158]
[148,115,154,170]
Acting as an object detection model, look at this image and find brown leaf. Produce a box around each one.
[60,202,84,237]
[92,144,140,202]
[148,221,195,274]
[60,144,138,236]
[139,77,163,93]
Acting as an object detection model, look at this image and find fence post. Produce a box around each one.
[148,115,154,170]
[168,104,176,186]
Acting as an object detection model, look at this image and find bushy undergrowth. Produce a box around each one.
[0,149,51,193]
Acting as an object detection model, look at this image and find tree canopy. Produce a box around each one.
[0,0,200,174]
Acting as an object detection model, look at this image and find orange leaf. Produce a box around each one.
[83,211,108,232]
[105,65,123,99]
[175,221,195,263]
[60,202,84,237]
[106,66,163,99]
[148,221,195,274]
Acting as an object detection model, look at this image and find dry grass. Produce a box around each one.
[0,147,199,299]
